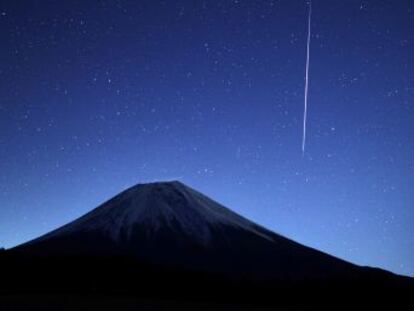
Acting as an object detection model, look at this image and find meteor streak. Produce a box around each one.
[302,0,312,154]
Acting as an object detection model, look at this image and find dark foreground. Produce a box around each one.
[1,253,413,310]
[0,295,282,311]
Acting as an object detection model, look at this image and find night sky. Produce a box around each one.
[0,0,413,276]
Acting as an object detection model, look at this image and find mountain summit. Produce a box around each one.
[21,181,274,250]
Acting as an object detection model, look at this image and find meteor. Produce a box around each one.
[302,0,312,155]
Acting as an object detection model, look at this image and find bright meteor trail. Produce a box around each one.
[302,0,312,154]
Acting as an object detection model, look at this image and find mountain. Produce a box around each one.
[1,181,413,310]
[11,181,358,280]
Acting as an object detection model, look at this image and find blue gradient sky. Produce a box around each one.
[0,0,413,276]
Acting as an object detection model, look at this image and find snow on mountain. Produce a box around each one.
[26,181,273,247]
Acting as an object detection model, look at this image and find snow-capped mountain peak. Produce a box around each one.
[24,181,273,248]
